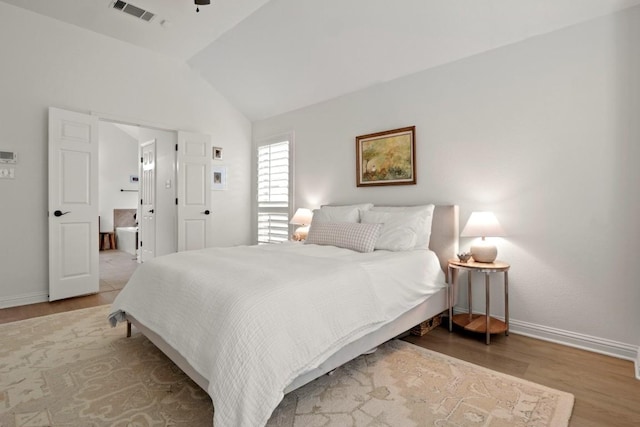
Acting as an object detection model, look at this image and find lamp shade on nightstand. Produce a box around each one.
[461,211,506,263]
[290,208,313,241]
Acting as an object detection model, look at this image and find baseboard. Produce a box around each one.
[509,318,638,362]
[452,308,638,364]
[0,292,48,309]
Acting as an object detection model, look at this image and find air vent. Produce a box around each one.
[110,1,155,22]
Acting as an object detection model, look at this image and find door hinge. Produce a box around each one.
[175,198,178,205]
[175,143,178,151]
[140,156,143,163]
[140,241,142,247]
[140,199,143,205]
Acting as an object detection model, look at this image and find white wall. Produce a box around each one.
[0,3,252,307]
[254,7,640,358]
[98,122,138,232]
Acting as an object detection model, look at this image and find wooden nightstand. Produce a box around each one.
[447,259,510,345]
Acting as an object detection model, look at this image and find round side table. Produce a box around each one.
[448,259,510,345]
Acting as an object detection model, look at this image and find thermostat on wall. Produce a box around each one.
[0,151,17,164]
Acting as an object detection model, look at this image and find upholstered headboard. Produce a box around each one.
[319,203,459,274]
[429,205,459,274]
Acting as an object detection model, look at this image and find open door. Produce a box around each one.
[48,107,99,301]
[139,139,156,262]
[177,131,212,251]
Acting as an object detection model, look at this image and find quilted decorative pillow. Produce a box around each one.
[361,210,422,251]
[312,203,373,223]
[370,204,435,250]
[305,222,382,253]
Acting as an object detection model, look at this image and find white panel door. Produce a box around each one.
[177,131,211,252]
[139,139,156,262]
[48,107,99,301]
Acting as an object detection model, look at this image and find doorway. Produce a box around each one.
[97,121,145,292]
[48,107,212,301]
[97,122,176,287]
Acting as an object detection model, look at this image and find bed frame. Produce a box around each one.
[125,205,459,395]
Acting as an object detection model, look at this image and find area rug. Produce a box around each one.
[0,305,574,426]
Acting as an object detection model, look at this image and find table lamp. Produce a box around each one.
[290,208,313,241]
[460,211,506,263]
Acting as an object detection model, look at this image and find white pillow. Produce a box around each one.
[370,204,435,250]
[305,222,381,253]
[312,203,373,223]
[361,210,422,251]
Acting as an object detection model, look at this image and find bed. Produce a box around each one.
[108,204,459,427]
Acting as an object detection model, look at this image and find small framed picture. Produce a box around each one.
[212,166,227,190]
[129,175,139,183]
[213,147,223,160]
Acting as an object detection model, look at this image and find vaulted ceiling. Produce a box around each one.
[3,0,640,120]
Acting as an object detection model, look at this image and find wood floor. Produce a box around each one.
[405,329,640,427]
[0,250,134,324]
[1,255,638,426]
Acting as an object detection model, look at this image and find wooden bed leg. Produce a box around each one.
[126,320,132,338]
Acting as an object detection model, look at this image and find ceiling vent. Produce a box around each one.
[111,1,155,22]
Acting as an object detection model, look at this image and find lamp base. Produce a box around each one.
[470,241,497,263]
[292,226,309,241]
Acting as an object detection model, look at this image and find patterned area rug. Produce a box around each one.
[0,305,574,426]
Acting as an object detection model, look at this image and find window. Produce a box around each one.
[256,135,292,244]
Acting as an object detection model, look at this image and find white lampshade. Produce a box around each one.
[461,211,506,263]
[461,212,505,238]
[289,208,313,225]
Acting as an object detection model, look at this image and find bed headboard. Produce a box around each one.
[429,205,459,274]
[319,203,459,273]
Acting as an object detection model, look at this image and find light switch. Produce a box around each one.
[0,167,15,179]
[165,179,172,189]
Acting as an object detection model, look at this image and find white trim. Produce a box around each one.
[0,291,48,309]
[636,348,640,380]
[452,307,637,363]
[509,318,637,362]
[91,110,179,132]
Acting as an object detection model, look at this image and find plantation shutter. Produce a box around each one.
[257,139,290,244]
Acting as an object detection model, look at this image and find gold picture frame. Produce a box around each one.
[356,126,416,187]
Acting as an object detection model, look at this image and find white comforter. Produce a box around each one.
[108,243,445,427]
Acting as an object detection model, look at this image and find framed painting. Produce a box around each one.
[356,126,416,187]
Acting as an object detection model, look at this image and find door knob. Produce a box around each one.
[148,209,154,213]
[53,210,70,217]
[202,210,210,215]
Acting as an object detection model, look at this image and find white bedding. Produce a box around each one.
[108,243,445,427]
